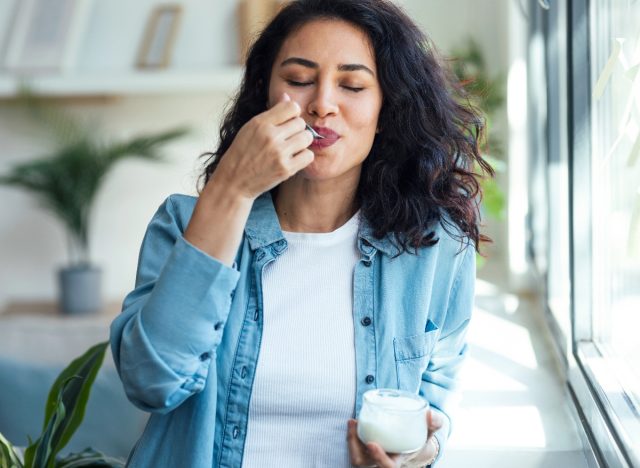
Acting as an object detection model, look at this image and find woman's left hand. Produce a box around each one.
[347,409,443,468]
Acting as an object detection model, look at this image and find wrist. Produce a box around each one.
[211,156,258,203]
[400,436,439,468]
[424,435,439,466]
[204,169,255,207]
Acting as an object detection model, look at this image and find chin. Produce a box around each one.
[300,156,364,182]
[299,166,339,181]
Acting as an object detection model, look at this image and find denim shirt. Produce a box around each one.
[110,191,475,467]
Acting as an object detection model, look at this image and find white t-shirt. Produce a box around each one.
[241,210,361,467]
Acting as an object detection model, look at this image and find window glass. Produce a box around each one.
[590,0,640,406]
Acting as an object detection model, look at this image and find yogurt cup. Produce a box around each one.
[357,388,428,454]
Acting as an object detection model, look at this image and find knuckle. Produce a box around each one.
[275,159,290,177]
[250,114,265,128]
[289,100,301,113]
[284,166,296,178]
[264,135,279,153]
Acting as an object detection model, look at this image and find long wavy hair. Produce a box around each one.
[198,0,492,255]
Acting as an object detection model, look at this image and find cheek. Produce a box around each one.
[349,99,382,131]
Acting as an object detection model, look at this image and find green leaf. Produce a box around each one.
[481,177,506,220]
[55,448,124,467]
[32,342,109,467]
[0,432,24,468]
[31,381,70,468]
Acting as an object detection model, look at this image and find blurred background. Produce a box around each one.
[0,0,638,467]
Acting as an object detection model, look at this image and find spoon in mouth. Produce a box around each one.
[305,123,325,139]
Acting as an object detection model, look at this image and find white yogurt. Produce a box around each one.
[357,389,428,454]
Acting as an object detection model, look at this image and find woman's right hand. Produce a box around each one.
[215,92,315,201]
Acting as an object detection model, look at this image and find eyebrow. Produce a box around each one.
[280,57,375,77]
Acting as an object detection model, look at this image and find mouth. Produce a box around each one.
[309,126,340,149]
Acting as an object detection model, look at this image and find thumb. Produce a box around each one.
[281,92,291,102]
[427,409,443,433]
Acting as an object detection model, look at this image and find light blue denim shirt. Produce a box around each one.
[110,191,475,467]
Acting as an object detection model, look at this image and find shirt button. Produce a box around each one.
[233,426,240,439]
[363,259,372,267]
[365,374,375,384]
[361,317,372,326]
[241,366,247,379]
[214,321,224,331]
[199,352,210,361]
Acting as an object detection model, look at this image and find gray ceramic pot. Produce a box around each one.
[58,264,103,314]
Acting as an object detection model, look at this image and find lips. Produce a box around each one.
[310,126,340,149]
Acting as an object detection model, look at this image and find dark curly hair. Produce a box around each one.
[198,0,492,255]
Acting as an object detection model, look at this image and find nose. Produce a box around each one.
[306,81,339,119]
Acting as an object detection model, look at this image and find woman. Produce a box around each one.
[110,0,490,466]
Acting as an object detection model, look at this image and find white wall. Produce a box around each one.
[0,93,231,308]
[0,0,520,309]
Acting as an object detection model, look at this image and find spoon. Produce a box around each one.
[305,123,325,139]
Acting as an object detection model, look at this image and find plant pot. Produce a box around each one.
[58,264,103,314]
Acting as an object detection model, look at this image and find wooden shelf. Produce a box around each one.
[0,300,123,319]
[0,67,244,98]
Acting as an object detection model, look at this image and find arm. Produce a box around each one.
[110,94,314,414]
[420,243,476,465]
[109,194,242,413]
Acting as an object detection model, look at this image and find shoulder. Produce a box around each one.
[388,210,474,281]
[432,209,475,258]
[153,193,199,233]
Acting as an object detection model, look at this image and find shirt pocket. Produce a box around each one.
[393,320,440,393]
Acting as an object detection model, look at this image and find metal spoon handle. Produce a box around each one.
[305,123,325,139]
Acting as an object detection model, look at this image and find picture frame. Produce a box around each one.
[237,0,288,63]
[136,5,183,69]
[2,0,91,73]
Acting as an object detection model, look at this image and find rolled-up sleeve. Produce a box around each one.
[110,195,240,413]
[421,243,475,465]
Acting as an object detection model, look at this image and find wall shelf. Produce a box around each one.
[0,67,244,98]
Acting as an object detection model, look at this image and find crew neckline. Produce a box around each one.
[282,210,361,244]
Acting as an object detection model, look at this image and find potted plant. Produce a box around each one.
[0,341,125,467]
[0,95,187,314]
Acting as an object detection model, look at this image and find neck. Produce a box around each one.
[274,176,359,233]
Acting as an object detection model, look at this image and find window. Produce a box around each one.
[589,0,640,410]
[530,0,640,465]
[571,0,640,465]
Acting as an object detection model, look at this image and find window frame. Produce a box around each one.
[566,0,639,466]
[528,0,640,465]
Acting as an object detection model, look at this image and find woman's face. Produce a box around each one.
[268,19,384,182]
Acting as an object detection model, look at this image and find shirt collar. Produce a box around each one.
[243,191,398,256]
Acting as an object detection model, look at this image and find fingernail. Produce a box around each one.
[282,92,290,101]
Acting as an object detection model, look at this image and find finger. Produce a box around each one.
[274,116,308,142]
[427,409,444,434]
[365,442,403,468]
[264,93,301,126]
[347,419,380,467]
[282,127,314,155]
[292,147,315,168]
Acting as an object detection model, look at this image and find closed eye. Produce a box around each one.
[285,80,364,93]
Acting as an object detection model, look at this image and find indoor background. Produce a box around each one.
[0,0,638,467]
